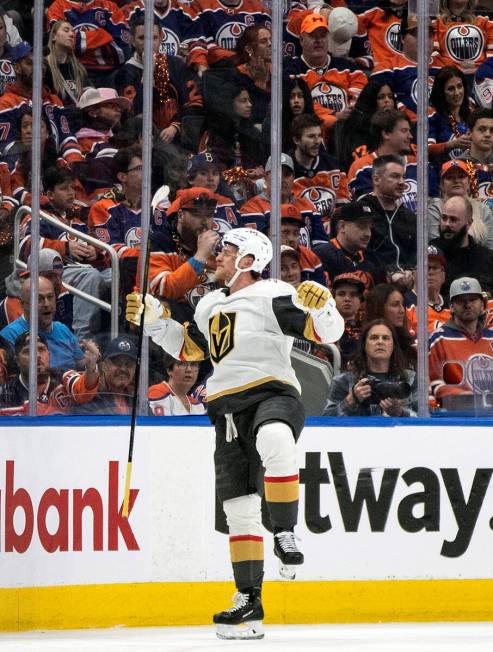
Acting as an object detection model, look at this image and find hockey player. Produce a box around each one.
[126,228,344,639]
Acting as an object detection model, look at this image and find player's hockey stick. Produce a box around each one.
[122,185,169,518]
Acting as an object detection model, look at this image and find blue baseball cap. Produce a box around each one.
[187,152,221,178]
[10,41,32,63]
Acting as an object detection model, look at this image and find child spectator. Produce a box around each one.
[457,108,493,205]
[332,272,365,368]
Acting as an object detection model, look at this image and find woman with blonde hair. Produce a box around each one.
[45,20,90,107]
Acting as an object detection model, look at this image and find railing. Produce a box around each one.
[14,206,120,339]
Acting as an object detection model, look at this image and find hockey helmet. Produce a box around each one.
[222,228,273,274]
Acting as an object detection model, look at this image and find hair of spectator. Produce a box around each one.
[370,109,411,148]
[234,24,269,65]
[439,0,476,21]
[128,13,161,34]
[350,318,407,378]
[430,66,471,122]
[113,144,143,175]
[364,284,415,357]
[14,331,48,356]
[291,113,323,141]
[282,76,314,116]
[43,165,75,192]
[468,107,493,129]
[372,153,406,178]
[46,21,88,100]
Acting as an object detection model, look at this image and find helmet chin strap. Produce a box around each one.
[226,255,255,288]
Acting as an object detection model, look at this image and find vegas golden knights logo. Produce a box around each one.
[209,312,236,363]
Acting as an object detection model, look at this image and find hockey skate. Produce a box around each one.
[274,530,304,580]
[213,588,264,640]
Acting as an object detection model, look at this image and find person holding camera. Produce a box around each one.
[323,318,417,417]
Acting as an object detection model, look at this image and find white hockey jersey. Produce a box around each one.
[146,279,344,415]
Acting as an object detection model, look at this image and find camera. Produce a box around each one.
[366,376,411,402]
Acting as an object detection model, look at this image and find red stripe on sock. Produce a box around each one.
[229,535,264,543]
[264,474,299,483]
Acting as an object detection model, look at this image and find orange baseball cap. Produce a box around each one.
[281,204,302,222]
[440,160,469,178]
[167,187,218,215]
[300,13,328,35]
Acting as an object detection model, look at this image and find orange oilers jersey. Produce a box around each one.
[429,323,493,401]
[432,15,493,71]
[406,303,451,335]
[358,7,403,67]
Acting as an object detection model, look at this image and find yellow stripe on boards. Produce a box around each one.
[2,579,493,632]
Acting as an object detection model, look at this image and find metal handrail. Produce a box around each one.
[14,206,120,339]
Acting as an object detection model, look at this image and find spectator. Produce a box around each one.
[428,160,493,250]
[186,152,238,237]
[115,16,204,148]
[429,66,472,167]
[406,245,451,334]
[0,42,82,163]
[76,87,131,156]
[284,11,367,134]
[332,272,365,368]
[149,187,220,321]
[324,318,417,416]
[347,109,423,211]
[277,76,314,152]
[0,14,15,95]
[185,0,270,77]
[313,200,386,288]
[358,154,418,274]
[365,282,417,370]
[63,335,138,415]
[0,332,65,415]
[333,78,398,173]
[356,0,407,68]
[370,11,437,123]
[457,108,493,205]
[47,0,131,85]
[290,113,350,229]
[0,276,85,373]
[44,20,90,112]
[20,166,109,339]
[432,0,493,75]
[0,248,73,331]
[430,194,493,296]
[280,245,302,288]
[429,276,493,408]
[278,203,325,286]
[240,152,327,249]
[148,355,205,415]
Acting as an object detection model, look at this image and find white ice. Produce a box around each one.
[1,623,493,652]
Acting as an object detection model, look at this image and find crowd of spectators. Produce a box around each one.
[1,0,493,416]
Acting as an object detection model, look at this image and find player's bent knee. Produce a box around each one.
[256,421,297,477]
[223,494,263,536]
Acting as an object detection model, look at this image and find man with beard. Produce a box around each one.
[149,187,220,323]
[430,195,493,297]
[429,277,493,409]
[75,87,131,155]
[62,335,138,415]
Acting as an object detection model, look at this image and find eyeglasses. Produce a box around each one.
[126,164,143,173]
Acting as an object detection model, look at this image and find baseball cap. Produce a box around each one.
[167,187,218,216]
[10,41,32,63]
[104,336,138,360]
[300,13,329,34]
[28,248,64,273]
[338,201,375,223]
[449,277,483,300]
[427,244,446,268]
[332,272,365,293]
[77,87,132,111]
[265,153,294,173]
[187,152,222,178]
[280,244,300,260]
[440,160,469,178]
[327,7,358,57]
[281,203,302,222]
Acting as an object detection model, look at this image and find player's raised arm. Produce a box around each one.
[272,280,345,345]
[125,292,208,361]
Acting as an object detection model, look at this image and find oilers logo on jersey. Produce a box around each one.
[216,22,245,51]
[310,82,347,113]
[385,23,402,54]
[445,25,484,62]
[209,311,236,363]
[159,29,181,56]
[125,226,142,249]
[299,186,337,219]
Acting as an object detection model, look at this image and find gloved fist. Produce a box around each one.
[296,281,332,310]
[125,292,164,326]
